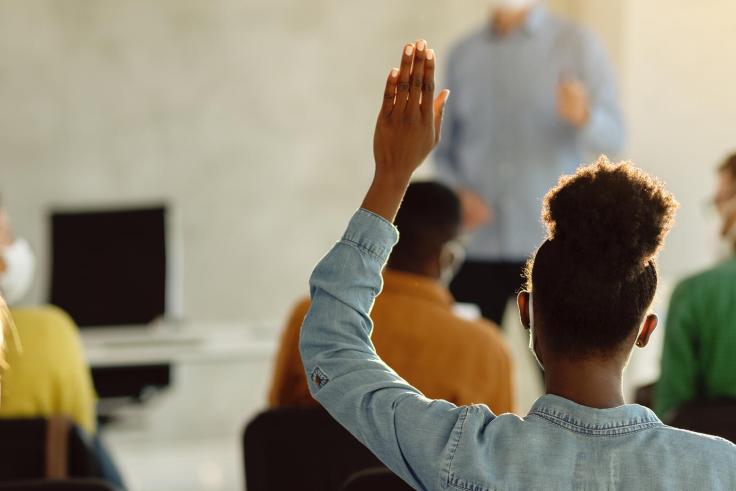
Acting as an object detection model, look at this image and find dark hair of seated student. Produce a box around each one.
[387,181,461,278]
[518,157,678,408]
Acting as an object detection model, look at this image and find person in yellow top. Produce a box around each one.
[0,201,126,489]
[0,296,9,373]
[0,202,97,434]
[269,181,514,414]
[1,306,97,435]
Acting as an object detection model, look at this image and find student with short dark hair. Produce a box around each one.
[270,181,513,413]
[299,39,736,490]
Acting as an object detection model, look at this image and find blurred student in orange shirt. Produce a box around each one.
[269,181,514,414]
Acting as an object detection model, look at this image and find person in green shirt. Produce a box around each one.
[655,153,736,419]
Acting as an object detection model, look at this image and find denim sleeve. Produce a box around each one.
[299,209,472,490]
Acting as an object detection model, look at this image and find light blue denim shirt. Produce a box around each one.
[300,209,736,491]
[433,6,624,261]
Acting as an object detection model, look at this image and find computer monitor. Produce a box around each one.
[50,205,168,328]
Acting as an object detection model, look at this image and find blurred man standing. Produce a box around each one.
[655,154,736,419]
[435,0,624,325]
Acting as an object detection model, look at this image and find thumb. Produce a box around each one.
[433,89,450,144]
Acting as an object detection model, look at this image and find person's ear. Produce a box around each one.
[517,291,531,331]
[635,314,658,348]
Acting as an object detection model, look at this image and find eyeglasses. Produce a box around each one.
[703,191,736,218]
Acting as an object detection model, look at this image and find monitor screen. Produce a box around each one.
[50,206,167,327]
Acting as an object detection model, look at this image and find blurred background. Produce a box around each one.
[1,0,735,490]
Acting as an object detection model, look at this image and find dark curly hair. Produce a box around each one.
[525,157,678,358]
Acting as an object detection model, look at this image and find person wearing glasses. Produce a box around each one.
[655,153,736,419]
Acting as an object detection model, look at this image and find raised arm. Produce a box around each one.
[299,40,480,490]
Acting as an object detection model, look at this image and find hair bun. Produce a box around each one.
[542,157,678,273]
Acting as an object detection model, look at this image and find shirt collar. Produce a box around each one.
[488,3,548,39]
[382,269,454,309]
[529,394,662,432]
[523,4,547,34]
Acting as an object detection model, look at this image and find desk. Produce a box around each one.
[82,323,277,368]
[82,323,277,401]
[82,323,280,491]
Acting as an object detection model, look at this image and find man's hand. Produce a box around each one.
[557,78,590,128]
[459,189,494,231]
[362,39,451,222]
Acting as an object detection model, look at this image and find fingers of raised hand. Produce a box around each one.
[407,39,427,112]
[380,68,400,117]
[396,43,414,108]
[421,48,436,117]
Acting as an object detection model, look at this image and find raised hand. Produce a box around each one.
[363,39,451,222]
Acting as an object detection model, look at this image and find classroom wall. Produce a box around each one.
[0,0,492,324]
[1,0,734,326]
[620,0,736,280]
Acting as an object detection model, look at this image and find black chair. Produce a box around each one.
[633,382,655,409]
[0,418,104,483]
[668,398,736,443]
[340,467,413,491]
[0,480,117,491]
[243,407,387,491]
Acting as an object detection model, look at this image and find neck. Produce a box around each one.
[493,6,532,37]
[544,357,626,409]
[387,253,442,280]
[386,264,438,281]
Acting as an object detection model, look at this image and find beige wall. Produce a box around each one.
[621,0,736,279]
[1,1,734,324]
[0,0,492,323]
[571,0,624,69]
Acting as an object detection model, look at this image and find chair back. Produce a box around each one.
[0,417,103,482]
[668,398,736,443]
[340,467,413,491]
[243,406,383,491]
